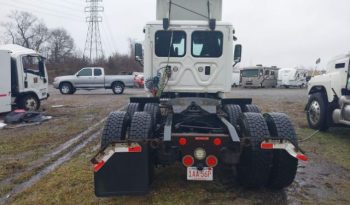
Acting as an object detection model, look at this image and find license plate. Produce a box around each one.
[187,167,213,181]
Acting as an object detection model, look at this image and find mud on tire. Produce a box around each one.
[101,111,129,148]
[264,113,298,189]
[237,112,273,188]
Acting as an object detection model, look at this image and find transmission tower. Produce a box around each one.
[84,0,104,62]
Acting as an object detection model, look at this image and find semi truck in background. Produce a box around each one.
[278,68,307,88]
[241,66,279,88]
[306,52,350,130]
[0,44,49,113]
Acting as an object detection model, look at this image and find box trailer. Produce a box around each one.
[0,50,11,113]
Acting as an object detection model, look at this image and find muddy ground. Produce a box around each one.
[1,87,350,205]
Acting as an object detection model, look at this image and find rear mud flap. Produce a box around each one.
[93,143,151,196]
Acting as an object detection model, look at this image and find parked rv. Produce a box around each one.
[232,71,240,87]
[278,68,307,88]
[241,66,279,88]
[0,44,49,113]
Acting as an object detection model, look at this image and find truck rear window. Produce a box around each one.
[192,31,223,58]
[155,31,186,57]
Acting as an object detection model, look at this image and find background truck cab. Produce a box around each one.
[0,44,49,113]
[306,52,350,129]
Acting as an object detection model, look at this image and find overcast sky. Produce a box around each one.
[0,0,349,69]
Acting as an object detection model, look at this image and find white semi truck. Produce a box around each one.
[306,53,350,130]
[0,44,49,113]
[91,0,307,196]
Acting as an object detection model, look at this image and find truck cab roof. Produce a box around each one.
[0,44,39,56]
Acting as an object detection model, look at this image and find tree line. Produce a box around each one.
[1,11,142,81]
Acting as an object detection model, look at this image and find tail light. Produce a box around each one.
[179,137,187,146]
[182,155,194,167]
[206,155,218,167]
[213,138,222,146]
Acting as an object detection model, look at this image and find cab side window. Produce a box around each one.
[78,68,92,76]
[22,56,40,75]
[94,69,102,76]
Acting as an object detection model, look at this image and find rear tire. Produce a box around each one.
[127,103,140,120]
[264,113,298,189]
[237,113,273,188]
[100,111,129,148]
[224,104,242,127]
[143,103,161,130]
[306,92,328,131]
[129,112,154,183]
[244,104,261,113]
[112,82,124,95]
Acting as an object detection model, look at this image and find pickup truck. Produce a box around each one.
[53,67,134,95]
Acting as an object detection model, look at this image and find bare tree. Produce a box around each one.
[2,11,50,51]
[47,28,75,63]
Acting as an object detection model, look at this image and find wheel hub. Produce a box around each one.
[309,100,321,125]
[61,85,70,94]
[25,98,37,111]
[114,86,122,93]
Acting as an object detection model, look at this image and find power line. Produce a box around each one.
[0,1,82,22]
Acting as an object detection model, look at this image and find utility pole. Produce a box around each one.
[84,0,104,62]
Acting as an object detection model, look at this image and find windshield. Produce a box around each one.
[241,69,259,77]
[192,31,223,58]
[155,31,186,57]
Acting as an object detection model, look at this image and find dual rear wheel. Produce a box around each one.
[225,104,298,189]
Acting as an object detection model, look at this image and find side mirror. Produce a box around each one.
[234,44,242,63]
[135,43,143,63]
[39,59,45,77]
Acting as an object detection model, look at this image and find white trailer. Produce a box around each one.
[0,44,49,113]
[278,68,307,88]
[0,50,11,113]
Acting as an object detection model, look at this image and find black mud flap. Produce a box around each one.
[94,143,150,196]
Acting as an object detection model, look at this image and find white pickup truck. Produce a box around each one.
[53,67,134,95]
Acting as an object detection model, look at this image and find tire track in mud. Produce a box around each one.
[0,105,127,204]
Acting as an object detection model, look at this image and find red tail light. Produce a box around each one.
[213,138,222,146]
[182,155,194,167]
[94,160,105,172]
[179,137,187,146]
[206,155,218,167]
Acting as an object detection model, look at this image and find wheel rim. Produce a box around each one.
[25,97,37,111]
[114,85,123,93]
[309,100,321,125]
[61,85,70,94]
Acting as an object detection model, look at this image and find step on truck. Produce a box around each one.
[306,53,350,130]
[91,0,307,196]
[0,44,49,113]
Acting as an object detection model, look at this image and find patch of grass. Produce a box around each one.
[299,128,350,170]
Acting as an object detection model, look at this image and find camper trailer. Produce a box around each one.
[241,66,279,88]
[0,44,49,113]
[278,68,307,88]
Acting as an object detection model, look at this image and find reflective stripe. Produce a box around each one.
[261,140,308,161]
[0,94,7,97]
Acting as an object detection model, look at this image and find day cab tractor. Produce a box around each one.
[91,0,307,196]
[306,53,350,130]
